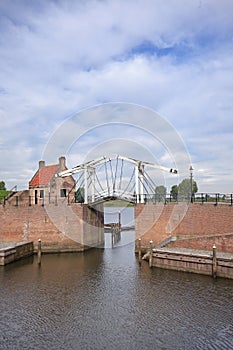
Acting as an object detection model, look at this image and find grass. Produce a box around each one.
[104,200,134,207]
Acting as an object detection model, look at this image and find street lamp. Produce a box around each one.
[189,165,194,203]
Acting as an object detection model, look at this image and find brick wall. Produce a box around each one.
[0,203,104,252]
[135,202,233,253]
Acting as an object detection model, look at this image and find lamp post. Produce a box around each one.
[189,165,194,203]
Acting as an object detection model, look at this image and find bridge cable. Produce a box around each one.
[128,173,137,194]
[143,169,157,193]
[68,173,82,203]
[109,159,115,193]
[138,170,157,201]
[95,168,105,192]
[113,156,119,193]
[64,171,84,203]
[74,172,85,199]
[121,167,135,197]
[74,172,86,202]
[87,172,93,190]
[92,175,107,200]
[118,159,124,190]
[75,171,84,188]
[104,158,110,196]
[138,172,153,194]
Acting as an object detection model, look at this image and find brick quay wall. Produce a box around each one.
[0,203,104,253]
[135,202,233,254]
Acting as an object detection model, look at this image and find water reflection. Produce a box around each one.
[0,208,232,350]
[104,206,135,248]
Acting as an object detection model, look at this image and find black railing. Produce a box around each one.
[142,193,233,206]
[2,192,233,207]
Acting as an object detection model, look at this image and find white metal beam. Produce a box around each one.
[135,164,139,203]
[84,166,88,204]
[139,163,144,203]
[56,154,177,178]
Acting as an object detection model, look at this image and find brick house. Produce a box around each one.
[29,156,76,205]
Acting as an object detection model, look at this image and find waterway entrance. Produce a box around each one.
[104,204,135,248]
[0,206,233,350]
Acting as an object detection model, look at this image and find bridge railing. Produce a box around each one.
[85,192,233,205]
[92,189,136,203]
[4,192,233,207]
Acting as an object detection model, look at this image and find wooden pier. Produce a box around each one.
[139,243,233,279]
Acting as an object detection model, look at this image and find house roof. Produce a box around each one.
[29,164,59,187]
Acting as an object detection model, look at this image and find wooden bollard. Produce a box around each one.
[38,239,42,265]
[149,240,153,268]
[138,238,142,264]
[118,211,121,230]
[212,244,217,278]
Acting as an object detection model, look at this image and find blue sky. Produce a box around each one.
[0,0,233,193]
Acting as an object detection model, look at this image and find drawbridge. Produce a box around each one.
[57,155,177,204]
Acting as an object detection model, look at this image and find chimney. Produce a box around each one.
[59,156,66,170]
[39,160,45,169]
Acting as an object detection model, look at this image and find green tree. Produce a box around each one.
[178,178,198,200]
[170,185,178,200]
[0,181,6,190]
[155,185,167,202]
[0,181,9,201]
[75,187,84,203]
[170,179,198,201]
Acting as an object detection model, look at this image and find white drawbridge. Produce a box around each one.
[57,155,177,204]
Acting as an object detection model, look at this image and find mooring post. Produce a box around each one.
[149,240,153,268]
[138,238,142,264]
[38,239,42,265]
[212,244,217,278]
[118,210,121,230]
[111,227,114,247]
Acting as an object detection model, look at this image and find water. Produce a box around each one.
[0,207,232,350]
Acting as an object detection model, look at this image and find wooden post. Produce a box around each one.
[111,226,114,247]
[212,244,217,278]
[118,211,121,230]
[149,240,153,268]
[38,239,42,265]
[138,238,142,265]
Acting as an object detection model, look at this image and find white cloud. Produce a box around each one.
[0,0,233,193]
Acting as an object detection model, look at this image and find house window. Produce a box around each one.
[40,190,44,199]
[60,189,67,198]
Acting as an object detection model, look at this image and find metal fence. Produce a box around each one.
[143,193,233,206]
[2,192,233,207]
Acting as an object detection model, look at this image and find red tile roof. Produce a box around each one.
[29,164,59,187]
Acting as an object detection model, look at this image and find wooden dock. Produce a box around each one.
[104,223,134,232]
[146,245,233,279]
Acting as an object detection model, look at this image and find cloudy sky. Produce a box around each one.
[0,0,233,193]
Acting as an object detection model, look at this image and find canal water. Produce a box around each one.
[0,207,233,350]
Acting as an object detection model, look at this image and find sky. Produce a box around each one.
[0,0,233,193]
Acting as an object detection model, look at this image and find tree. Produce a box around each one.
[178,178,198,200]
[75,187,84,203]
[170,185,178,201]
[155,185,167,202]
[170,179,198,201]
[0,181,6,190]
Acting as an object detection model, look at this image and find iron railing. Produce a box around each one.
[2,192,233,206]
[143,193,233,206]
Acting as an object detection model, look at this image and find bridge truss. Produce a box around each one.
[57,155,177,204]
